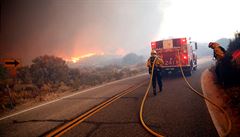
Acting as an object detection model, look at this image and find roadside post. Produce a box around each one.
[0,58,20,109]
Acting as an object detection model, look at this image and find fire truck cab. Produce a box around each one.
[151,37,197,76]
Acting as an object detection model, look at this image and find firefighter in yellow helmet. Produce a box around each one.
[146,50,164,96]
[208,42,226,83]
[208,42,226,61]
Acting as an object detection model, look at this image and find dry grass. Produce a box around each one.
[0,68,146,114]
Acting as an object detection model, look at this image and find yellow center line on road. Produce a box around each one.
[46,81,146,137]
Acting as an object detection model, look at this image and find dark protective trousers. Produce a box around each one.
[152,69,162,92]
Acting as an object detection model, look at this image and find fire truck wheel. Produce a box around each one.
[184,70,192,76]
[185,63,193,76]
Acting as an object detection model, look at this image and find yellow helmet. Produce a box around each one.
[208,42,219,48]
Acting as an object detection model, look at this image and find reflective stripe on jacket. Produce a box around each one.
[146,56,164,68]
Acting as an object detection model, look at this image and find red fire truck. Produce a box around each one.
[151,37,197,76]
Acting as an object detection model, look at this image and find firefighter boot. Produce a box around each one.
[153,88,157,96]
[159,87,162,92]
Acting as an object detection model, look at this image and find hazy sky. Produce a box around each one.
[160,0,240,42]
[1,0,239,64]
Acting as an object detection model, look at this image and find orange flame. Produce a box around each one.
[64,52,105,63]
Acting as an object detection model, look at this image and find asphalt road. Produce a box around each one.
[0,57,218,137]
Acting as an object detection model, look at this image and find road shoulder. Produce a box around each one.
[201,69,240,137]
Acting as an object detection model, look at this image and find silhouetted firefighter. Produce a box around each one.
[208,42,226,84]
[209,37,240,86]
[221,37,240,86]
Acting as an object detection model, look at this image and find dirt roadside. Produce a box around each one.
[0,73,147,120]
[201,69,240,137]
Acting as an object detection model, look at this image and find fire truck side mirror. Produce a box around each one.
[195,43,198,50]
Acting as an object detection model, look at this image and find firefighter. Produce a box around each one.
[208,42,226,83]
[208,42,226,61]
[146,50,164,96]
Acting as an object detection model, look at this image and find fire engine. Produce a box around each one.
[151,37,198,76]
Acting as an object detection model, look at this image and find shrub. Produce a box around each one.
[30,55,69,87]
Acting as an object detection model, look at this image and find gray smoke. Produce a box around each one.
[1,0,169,64]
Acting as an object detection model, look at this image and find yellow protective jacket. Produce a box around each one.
[211,43,225,60]
[146,55,164,68]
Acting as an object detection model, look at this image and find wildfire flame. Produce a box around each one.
[71,53,95,63]
[65,52,105,63]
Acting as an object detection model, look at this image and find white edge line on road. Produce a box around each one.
[201,69,222,137]
[0,73,147,121]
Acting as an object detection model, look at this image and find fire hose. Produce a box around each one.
[139,52,232,137]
